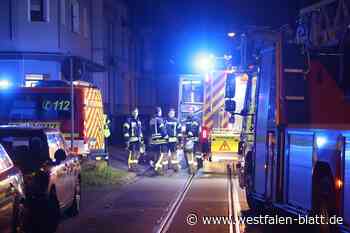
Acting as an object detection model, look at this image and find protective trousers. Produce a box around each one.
[184,140,198,174]
[167,142,180,172]
[152,144,168,175]
[128,143,140,170]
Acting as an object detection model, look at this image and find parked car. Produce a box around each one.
[0,143,26,233]
[0,126,81,233]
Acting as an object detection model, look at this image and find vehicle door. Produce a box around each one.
[47,133,70,207]
[55,133,75,201]
[0,145,18,233]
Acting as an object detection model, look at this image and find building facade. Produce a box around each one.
[0,0,156,118]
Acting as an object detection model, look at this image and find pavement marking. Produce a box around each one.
[228,170,234,233]
[233,178,244,233]
[227,166,241,233]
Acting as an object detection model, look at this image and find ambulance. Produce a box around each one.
[0,80,107,159]
[178,71,250,172]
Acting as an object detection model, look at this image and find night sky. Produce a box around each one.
[131,0,321,73]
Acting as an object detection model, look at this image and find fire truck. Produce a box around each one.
[178,71,249,173]
[238,0,350,232]
[0,80,107,159]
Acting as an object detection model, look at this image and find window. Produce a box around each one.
[0,145,13,172]
[61,0,66,25]
[25,74,48,87]
[71,0,80,33]
[47,133,60,159]
[83,7,88,37]
[181,80,204,104]
[55,134,67,151]
[0,93,72,121]
[30,0,48,22]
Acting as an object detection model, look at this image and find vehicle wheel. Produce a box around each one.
[67,180,81,217]
[12,198,27,233]
[312,176,338,233]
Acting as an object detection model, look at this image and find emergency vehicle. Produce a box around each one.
[238,1,350,232]
[178,71,248,173]
[0,80,107,158]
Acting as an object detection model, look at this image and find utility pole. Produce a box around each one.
[70,56,75,150]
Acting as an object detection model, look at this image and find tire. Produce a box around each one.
[312,176,338,233]
[67,180,81,217]
[12,198,27,233]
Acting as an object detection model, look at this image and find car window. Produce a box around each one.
[0,144,13,172]
[1,137,29,147]
[47,133,59,159]
[55,133,66,151]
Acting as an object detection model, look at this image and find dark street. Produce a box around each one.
[0,0,349,233]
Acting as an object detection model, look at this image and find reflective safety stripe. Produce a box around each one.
[169,137,178,142]
[162,161,169,165]
[129,137,139,142]
[128,153,132,168]
[195,155,202,159]
[151,139,167,144]
[155,154,164,168]
[171,160,180,164]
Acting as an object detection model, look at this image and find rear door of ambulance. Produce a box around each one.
[203,72,248,160]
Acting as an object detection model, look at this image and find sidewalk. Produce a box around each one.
[108,145,152,176]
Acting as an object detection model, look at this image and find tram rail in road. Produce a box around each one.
[155,173,195,233]
[155,165,242,233]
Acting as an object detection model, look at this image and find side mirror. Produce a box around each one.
[225,73,236,98]
[54,149,67,164]
[225,99,236,113]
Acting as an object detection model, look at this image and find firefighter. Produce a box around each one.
[183,111,201,173]
[149,107,168,175]
[123,108,143,171]
[165,108,182,172]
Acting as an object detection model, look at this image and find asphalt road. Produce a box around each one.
[57,172,189,233]
[57,166,316,233]
[165,173,230,233]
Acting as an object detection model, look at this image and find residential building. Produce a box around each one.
[0,0,156,118]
